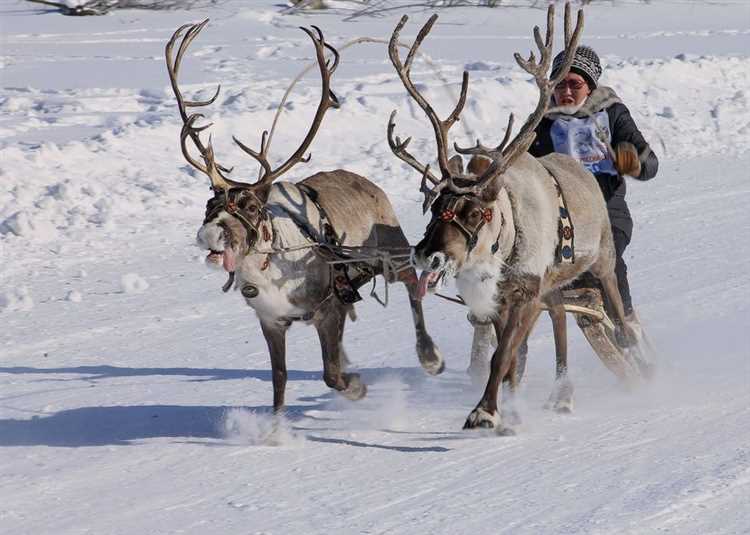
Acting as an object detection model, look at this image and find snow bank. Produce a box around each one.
[3,54,748,248]
[2,1,749,252]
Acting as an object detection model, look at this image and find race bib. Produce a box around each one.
[550,111,617,176]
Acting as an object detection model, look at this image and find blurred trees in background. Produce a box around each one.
[25,0,224,16]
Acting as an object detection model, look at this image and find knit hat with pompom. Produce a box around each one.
[551,45,602,89]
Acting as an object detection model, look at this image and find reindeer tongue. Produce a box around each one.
[417,271,440,300]
[222,248,236,273]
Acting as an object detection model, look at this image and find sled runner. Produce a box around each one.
[559,287,656,382]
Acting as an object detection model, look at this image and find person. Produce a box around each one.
[528,45,659,326]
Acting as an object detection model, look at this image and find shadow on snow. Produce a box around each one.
[0,404,312,448]
[0,365,431,385]
[0,365,453,449]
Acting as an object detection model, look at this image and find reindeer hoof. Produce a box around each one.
[418,339,445,376]
[463,407,499,429]
[544,398,573,414]
[544,379,574,414]
[340,373,367,401]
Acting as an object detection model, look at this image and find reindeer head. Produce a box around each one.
[165,21,340,280]
[387,5,583,286]
[415,157,503,277]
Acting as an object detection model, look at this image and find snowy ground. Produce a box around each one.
[1,1,749,534]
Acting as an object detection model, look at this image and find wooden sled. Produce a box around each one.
[556,287,656,382]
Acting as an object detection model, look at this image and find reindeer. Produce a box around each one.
[166,21,444,412]
[387,5,637,433]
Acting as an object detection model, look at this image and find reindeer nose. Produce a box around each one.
[197,223,224,250]
[428,252,446,272]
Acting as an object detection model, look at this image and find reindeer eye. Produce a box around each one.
[238,197,258,213]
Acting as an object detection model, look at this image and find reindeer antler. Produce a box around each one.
[455,3,584,190]
[387,14,469,184]
[388,4,584,205]
[166,20,246,192]
[232,25,340,189]
[167,21,340,193]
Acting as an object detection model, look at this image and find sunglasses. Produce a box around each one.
[555,79,588,92]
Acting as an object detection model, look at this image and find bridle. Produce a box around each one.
[426,193,500,254]
[204,188,270,250]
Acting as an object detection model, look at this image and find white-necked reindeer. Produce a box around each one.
[387,5,637,433]
[166,21,444,412]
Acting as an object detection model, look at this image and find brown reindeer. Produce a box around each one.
[166,21,444,412]
[387,5,637,433]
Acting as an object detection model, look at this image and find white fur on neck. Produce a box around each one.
[240,267,306,322]
[236,202,311,322]
[455,257,505,320]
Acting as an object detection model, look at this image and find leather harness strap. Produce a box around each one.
[294,183,363,305]
[435,194,499,255]
[432,169,573,266]
[549,170,575,264]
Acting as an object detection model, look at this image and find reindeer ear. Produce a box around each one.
[467,155,492,176]
[253,183,272,204]
[447,154,464,176]
[480,176,503,203]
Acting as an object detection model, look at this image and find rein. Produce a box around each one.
[432,288,611,326]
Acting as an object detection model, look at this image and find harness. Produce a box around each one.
[428,167,574,265]
[206,183,381,322]
[294,184,366,306]
[551,173,575,264]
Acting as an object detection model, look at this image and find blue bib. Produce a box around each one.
[550,111,617,176]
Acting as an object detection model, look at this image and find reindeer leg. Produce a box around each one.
[512,306,542,384]
[542,291,574,413]
[315,304,367,401]
[464,271,543,432]
[464,299,538,432]
[399,267,445,375]
[501,301,544,428]
[467,312,494,386]
[463,307,515,431]
[599,273,637,347]
[339,305,352,369]
[259,319,289,413]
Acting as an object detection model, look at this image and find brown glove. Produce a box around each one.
[614,142,642,177]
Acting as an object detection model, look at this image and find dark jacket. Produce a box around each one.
[529,87,658,238]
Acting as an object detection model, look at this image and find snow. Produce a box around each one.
[1,1,749,533]
[64,289,83,302]
[120,272,149,294]
[0,286,34,312]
